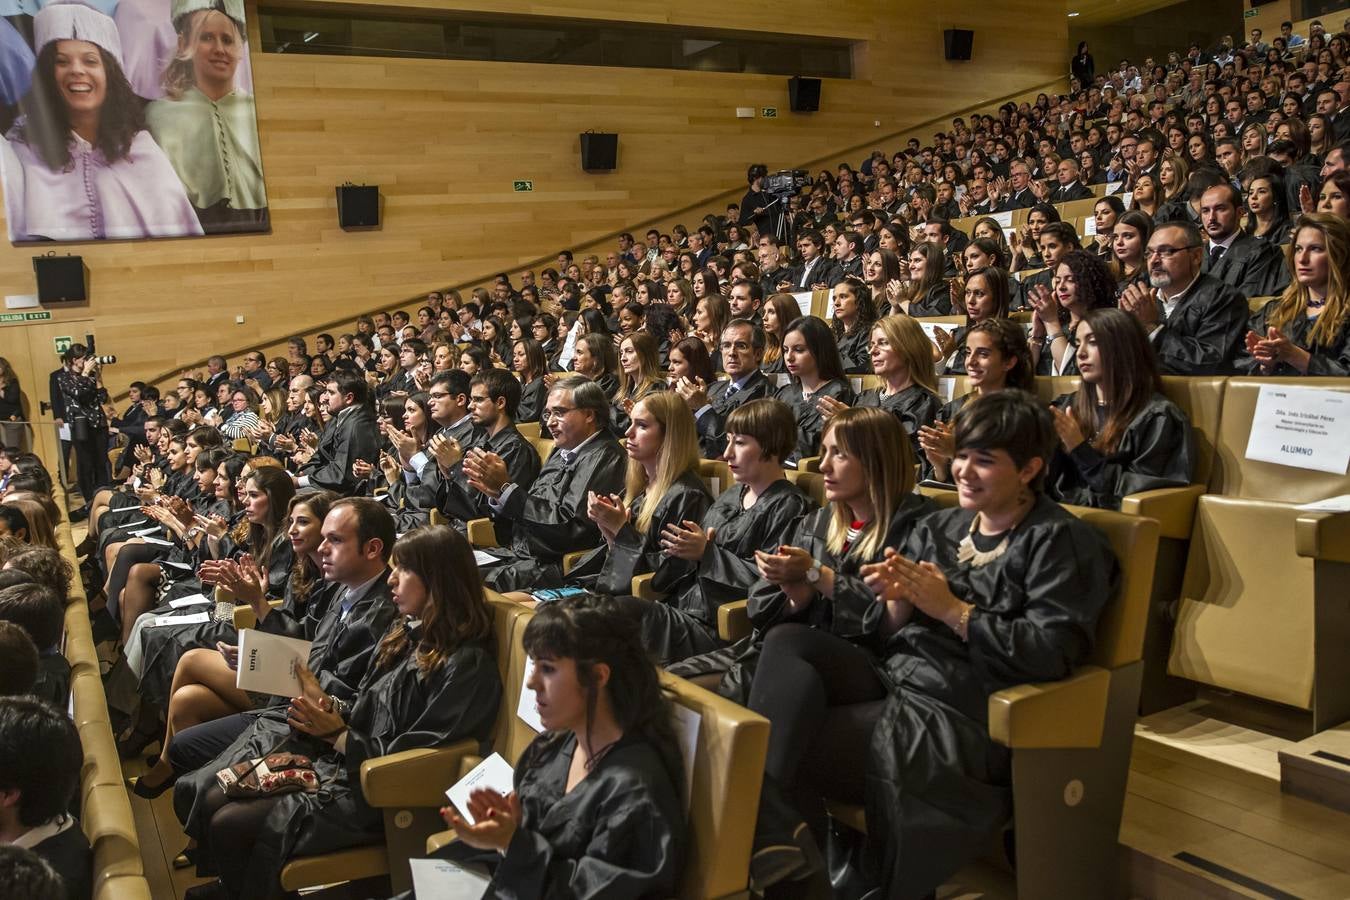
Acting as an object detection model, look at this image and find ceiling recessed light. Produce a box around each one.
[1068,11,1080,16]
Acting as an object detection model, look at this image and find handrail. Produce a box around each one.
[126,74,1066,400]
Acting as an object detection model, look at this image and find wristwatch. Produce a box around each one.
[805,561,823,584]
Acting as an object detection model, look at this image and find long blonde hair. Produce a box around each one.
[624,392,700,534]
[1268,214,1350,348]
[822,407,914,559]
[162,9,245,100]
[871,315,938,394]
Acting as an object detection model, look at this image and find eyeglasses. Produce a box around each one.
[543,406,577,421]
[1144,245,1199,259]
[428,391,450,400]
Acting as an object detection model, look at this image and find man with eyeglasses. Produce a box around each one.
[431,369,540,541]
[241,351,272,391]
[677,320,771,458]
[1119,221,1248,375]
[1199,183,1290,299]
[464,374,626,592]
[388,370,483,514]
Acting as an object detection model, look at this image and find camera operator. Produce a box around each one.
[740,164,775,238]
[54,345,110,520]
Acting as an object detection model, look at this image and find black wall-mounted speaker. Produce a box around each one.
[580,132,618,171]
[336,184,380,229]
[944,29,974,61]
[788,76,821,112]
[33,255,86,302]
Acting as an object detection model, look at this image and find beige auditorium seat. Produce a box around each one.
[428,603,771,900]
[825,494,1160,899]
[1170,377,1350,734]
[279,594,529,894]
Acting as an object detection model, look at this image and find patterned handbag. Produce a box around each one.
[215,751,320,799]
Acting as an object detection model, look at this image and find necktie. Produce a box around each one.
[1208,245,1224,268]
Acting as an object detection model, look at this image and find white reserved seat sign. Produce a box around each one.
[1245,384,1350,475]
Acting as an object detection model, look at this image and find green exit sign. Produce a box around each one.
[1244,8,1257,16]
[762,107,778,118]
[53,335,72,354]
[513,180,534,192]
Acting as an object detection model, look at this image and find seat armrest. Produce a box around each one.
[233,599,283,631]
[467,518,498,548]
[631,572,666,602]
[360,739,478,807]
[562,550,586,574]
[427,829,458,854]
[1119,483,1206,540]
[987,666,1110,749]
[1295,510,1350,563]
[718,599,750,643]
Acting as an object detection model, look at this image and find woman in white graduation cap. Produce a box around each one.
[146,0,267,233]
[1,0,203,241]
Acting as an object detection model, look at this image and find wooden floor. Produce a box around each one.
[1124,706,1350,900]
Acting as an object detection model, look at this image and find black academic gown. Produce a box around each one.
[646,479,816,665]
[1236,300,1350,376]
[836,325,873,374]
[1205,234,1291,299]
[610,382,667,436]
[174,574,398,842]
[855,384,941,461]
[859,496,1118,899]
[1153,274,1249,375]
[566,470,712,595]
[298,404,379,494]
[775,378,856,464]
[184,628,500,900]
[519,378,548,428]
[439,425,542,542]
[907,282,953,318]
[671,496,934,704]
[1048,393,1195,509]
[435,732,685,899]
[695,370,773,459]
[482,434,628,592]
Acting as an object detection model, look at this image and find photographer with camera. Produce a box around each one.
[54,344,112,520]
[740,163,775,237]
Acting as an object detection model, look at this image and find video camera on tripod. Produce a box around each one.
[764,169,808,197]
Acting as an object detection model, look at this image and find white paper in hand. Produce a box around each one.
[169,593,211,609]
[235,628,313,697]
[517,657,545,733]
[445,752,516,824]
[791,291,812,317]
[140,536,174,547]
[408,858,491,900]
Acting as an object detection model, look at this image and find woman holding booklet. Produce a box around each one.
[175,525,501,900]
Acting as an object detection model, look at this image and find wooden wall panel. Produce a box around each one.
[0,0,1066,394]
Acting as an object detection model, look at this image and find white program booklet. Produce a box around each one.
[235,628,313,697]
[474,550,504,567]
[445,752,516,824]
[408,858,491,899]
[150,611,211,628]
[517,657,545,733]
